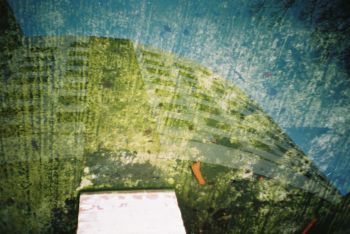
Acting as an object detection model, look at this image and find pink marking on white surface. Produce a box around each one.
[77,190,186,234]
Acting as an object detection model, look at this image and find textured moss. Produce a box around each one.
[0,35,341,233]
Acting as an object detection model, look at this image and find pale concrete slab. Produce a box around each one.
[77,190,186,234]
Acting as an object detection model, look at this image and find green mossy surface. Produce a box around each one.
[0,32,340,233]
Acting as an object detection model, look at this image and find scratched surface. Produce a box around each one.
[1,0,350,233]
[7,0,350,196]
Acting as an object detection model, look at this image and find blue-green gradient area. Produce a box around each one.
[7,0,350,194]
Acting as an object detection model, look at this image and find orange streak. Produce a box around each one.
[191,161,206,185]
[301,218,317,234]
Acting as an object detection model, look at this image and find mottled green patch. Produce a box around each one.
[0,33,340,233]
